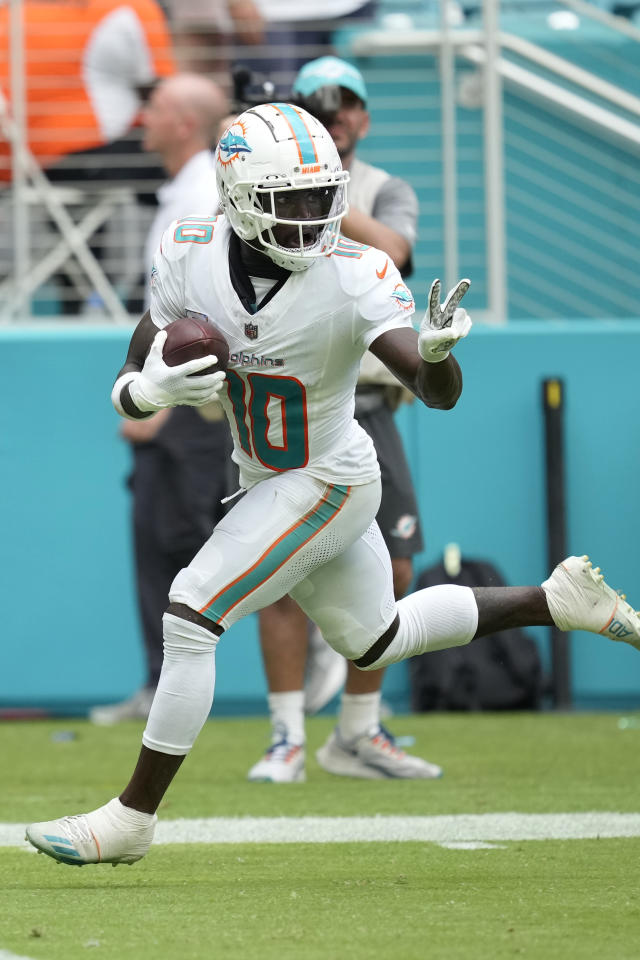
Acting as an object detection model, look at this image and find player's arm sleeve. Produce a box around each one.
[149,221,188,328]
[352,251,416,354]
[111,310,160,419]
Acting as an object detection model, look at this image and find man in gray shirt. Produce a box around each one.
[249,57,437,784]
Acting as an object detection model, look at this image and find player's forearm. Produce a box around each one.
[414,354,462,409]
[381,348,462,409]
[370,327,462,409]
[111,311,158,420]
[340,207,411,270]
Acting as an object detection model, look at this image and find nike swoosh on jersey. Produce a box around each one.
[376,259,389,279]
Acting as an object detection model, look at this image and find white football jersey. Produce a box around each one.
[150,216,416,489]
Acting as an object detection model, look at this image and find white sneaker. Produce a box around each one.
[304,625,347,714]
[316,726,443,780]
[542,555,640,650]
[25,798,156,867]
[89,687,155,726]
[247,740,306,783]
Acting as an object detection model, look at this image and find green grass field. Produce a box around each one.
[1,712,639,960]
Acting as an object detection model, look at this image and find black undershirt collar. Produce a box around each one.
[228,232,291,315]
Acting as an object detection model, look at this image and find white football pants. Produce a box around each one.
[169,469,395,659]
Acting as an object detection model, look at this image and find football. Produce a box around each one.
[162,316,229,375]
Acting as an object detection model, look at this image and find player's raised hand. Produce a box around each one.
[418,278,472,363]
[129,330,226,411]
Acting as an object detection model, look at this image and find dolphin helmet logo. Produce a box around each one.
[390,283,415,311]
[218,121,252,166]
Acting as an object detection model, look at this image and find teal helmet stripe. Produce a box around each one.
[272,103,318,165]
[201,484,350,625]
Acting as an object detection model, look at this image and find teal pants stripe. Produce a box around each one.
[201,483,350,625]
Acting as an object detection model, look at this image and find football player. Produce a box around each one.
[26,103,640,866]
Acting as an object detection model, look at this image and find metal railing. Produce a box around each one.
[352,0,640,321]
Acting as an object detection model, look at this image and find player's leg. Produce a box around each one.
[25,599,220,868]
[290,523,435,780]
[248,597,309,783]
[353,556,640,673]
[324,555,412,711]
[315,405,438,777]
[251,408,425,781]
[308,558,411,717]
[305,406,418,717]
[139,475,377,791]
[26,473,380,865]
[247,470,383,783]
[341,557,412,697]
[318,553,440,779]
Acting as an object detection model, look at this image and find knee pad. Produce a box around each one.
[162,612,220,659]
[143,614,220,756]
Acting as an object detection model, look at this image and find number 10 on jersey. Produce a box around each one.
[226,370,309,471]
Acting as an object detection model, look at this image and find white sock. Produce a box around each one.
[107,797,155,826]
[360,584,478,670]
[142,614,219,755]
[268,691,305,746]
[338,692,381,742]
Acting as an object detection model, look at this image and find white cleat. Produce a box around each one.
[247,740,306,783]
[542,555,640,650]
[316,726,443,780]
[25,798,156,867]
[304,625,347,715]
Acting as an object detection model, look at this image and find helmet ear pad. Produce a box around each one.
[225,184,274,242]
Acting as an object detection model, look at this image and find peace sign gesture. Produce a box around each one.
[418,278,472,363]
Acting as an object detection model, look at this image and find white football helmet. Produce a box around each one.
[216,102,349,271]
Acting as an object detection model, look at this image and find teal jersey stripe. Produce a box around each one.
[272,103,317,164]
[337,238,367,249]
[202,484,350,624]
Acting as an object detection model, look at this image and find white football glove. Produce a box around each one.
[418,278,472,363]
[128,330,226,412]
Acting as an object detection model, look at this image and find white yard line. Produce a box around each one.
[0,951,39,960]
[3,812,640,848]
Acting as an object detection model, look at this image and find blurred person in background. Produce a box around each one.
[248,57,436,784]
[195,0,377,96]
[90,73,235,725]
[162,0,377,98]
[0,0,175,314]
[0,0,174,181]
[230,0,378,97]
[164,0,265,85]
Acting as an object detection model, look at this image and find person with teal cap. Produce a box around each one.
[250,56,433,784]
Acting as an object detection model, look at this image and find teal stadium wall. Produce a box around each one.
[1,322,639,714]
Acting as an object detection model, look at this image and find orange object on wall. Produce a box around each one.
[0,0,175,179]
